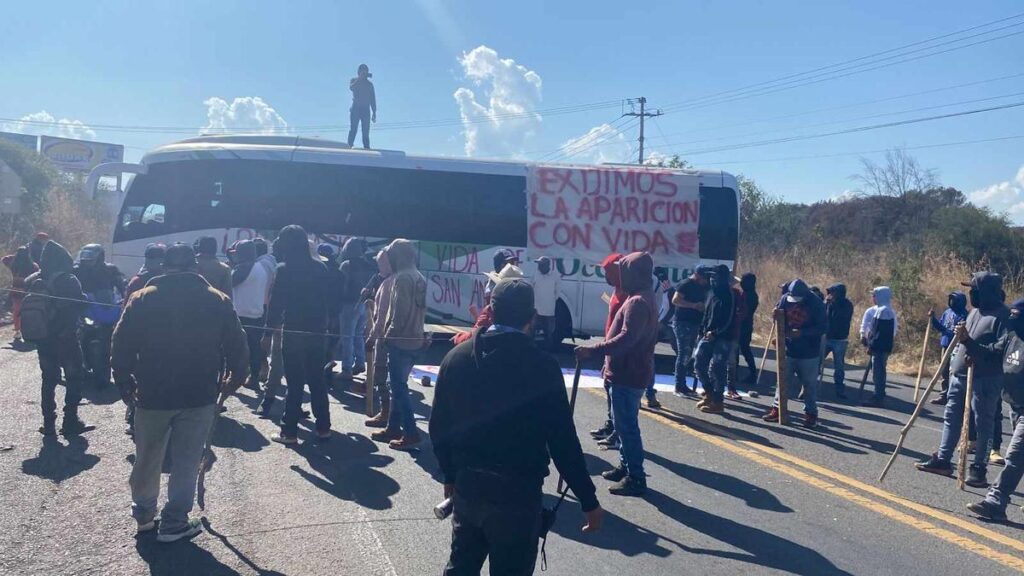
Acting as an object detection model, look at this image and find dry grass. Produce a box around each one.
[743,249,1023,376]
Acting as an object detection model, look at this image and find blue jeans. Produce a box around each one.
[938,373,1003,468]
[871,352,889,401]
[335,303,368,372]
[385,344,419,436]
[611,385,645,479]
[824,339,848,391]
[673,320,699,392]
[774,356,819,416]
[694,337,731,403]
[985,412,1024,510]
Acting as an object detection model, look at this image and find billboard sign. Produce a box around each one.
[40,135,124,173]
[0,131,38,151]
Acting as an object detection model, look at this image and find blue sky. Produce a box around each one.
[2,0,1023,218]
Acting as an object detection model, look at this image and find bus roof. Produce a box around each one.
[141,134,734,183]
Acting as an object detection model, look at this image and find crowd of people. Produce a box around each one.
[3,232,1024,570]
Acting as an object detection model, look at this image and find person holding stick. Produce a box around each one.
[694,265,736,414]
[917,272,1008,487]
[859,287,898,408]
[967,299,1024,522]
[671,266,711,396]
[929,292,968,406]
[823,283,854,399]
[762,279,827,428]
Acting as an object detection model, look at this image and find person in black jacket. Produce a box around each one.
[347,64,377,149]
[824,283,855,399]
[430,279,603,574]
[737,273,760,386]
[335,238,376,379]
[265,225,332,445]
[694,265,736,415]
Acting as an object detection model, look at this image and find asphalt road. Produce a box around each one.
[1,327,1022,576]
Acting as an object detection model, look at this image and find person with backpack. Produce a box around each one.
[430,278,603,574]
[111,243,248,543]
[194,236,232,298]
[228,239,271,391]
[336,238,377,380]
[22,240,91,436]
[2,246,38,344]
[966,298,1024,522]
[929,292,969,405]
[824,283,855,399]
[265,226,332,445]
[694,265,737,414]
[859,286,897,408]
[73,244,126,387]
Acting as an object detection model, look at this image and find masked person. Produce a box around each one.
[125,244,166,299]
[577,252,658,496]
[23,241,91,436]
[967,299,1024,522]
[364,248,395,427]
[73,244,126,387]
[229,240,271,390]
[737,273,760,387]
[929,292,969,405]
[453,264,526,346]
[763,279,827,428]
[694,265,736,414]
[112,243,248,542]
[2,246,38,344]
[824,283,855,399]
[336,238,376,379]
[859,287,897,408]
[532,256,562,352]
[431,278,603,574]
[266,226,332,445]
[917,272,1008,487]
[347,63,377,149]
[589,253,624,448]
[194,236,232,298]
[671,266,711,396]
[318,243,343,384]
[28,232,49,266]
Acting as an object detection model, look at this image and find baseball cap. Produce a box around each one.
[164,243,197,270]
[491,279,535,328]
[143,243,166,260]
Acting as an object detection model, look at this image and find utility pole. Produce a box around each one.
[623,97,663,165]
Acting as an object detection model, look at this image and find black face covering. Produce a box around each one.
[969,288,980,309]
[538,260,551,275]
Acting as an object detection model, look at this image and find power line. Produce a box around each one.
[622,97,663,164]
[541,116,636,162]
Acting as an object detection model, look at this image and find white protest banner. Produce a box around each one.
[527,165,701,267]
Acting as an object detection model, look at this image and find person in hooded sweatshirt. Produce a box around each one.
[252,238,278,383]
[824,283,855,399]
[694,265,736,415]
[929,292,969,406]
[25,240,91,436]
[370,238,428,450]
[229,239,270,390]
[2,245,38,344]
[763,279,827,428]
[967,299,1024,522]
[336,238,377,379]
[671,266,711,396]
[364,248,395,427]
[859,287,898,408]
[265,225,332,445]
[917,272,1009,488]
[589,253,625,448]
[194,236,232,299]
[125,244,166,299]
[577,252,659,496]
[431,279,603,574]
[737,273,760,387]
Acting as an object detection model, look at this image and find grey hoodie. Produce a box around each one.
[383,239,427,350]
[952,272,1009,378]
[24,241,87,336]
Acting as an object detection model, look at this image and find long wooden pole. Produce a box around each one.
[558,361,583,493]
[878,335,960,483]
[773,309,788,425]
[364,300,376,418]
[756,321,777,387]
[957,365,976,490]
[913,321,932,403]
[858,356,873,403]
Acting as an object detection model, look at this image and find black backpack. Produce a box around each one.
[20,274,61,342]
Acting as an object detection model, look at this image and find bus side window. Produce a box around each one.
[697,186,739,261]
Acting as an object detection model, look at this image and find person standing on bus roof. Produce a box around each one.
[266,225,332,445]
[194,236,232,299]
[348,64,377,149]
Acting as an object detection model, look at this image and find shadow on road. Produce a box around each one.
[551,505,673,559]
[135,527,250,576]
[289,432,399,510]
[202,517,288,575]
[644,452,794,513]
[21,435,99,482]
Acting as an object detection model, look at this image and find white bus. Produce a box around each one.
[88,135,739,339]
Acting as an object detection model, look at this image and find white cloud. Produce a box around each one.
[969,165,1024,223]
[830,189,859,203]
[453,45,542,157]
[2,111,97,140]
[558,123,632,165]
[202,96,289,134]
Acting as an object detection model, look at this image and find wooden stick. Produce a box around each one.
[913,321,932,403]
[858,356,873,403]
[957,365,975,490]
[878,335,960,483]
[558,360,583,493]
[756,321,777,387]
[364,300,376,418]
[773,309,788,425]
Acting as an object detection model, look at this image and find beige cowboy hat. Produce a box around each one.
[485,263,525,285]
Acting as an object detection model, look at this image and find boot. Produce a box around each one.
[60,416,91,437]
[365,402,390,428]
[39,416,57,436]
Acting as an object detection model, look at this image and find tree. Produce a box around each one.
[852,148,938,197]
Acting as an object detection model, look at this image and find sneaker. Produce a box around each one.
[601,466,628,482]
[801,414,819,429]
[915,454,953,476]
[353,364,366,376]
[967,500,1008,522]
[990,450,1006,466]
[645,396,662,409]
[965,466,988,488]
[364,412,389,428]
[597,435,621,450]
[762,408,780,423]
[316,430,332,441]
[696,397,708,409]
[674,387,695,398]
[700,401,725,414]
[125,423,135,436]
[156,518,203,543]
[608,475,647,496]
[371,429,403,443]
[929,394,947,406]
[590,422,614,439]
[137,520,157,534]
[243,376,260,391]
[349,381,367,395]
[255,406,272,419]
[270,433,298,445]
[389,434,422,451]
[60,418,93,437]
[725,389,741,401]
[338,370,355,381]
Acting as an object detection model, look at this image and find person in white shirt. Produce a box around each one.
[228,240,271,389]
[532,256,562,351]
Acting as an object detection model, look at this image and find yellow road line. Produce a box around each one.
[582,389,1024,572]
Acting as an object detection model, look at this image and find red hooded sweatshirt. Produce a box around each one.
[592,252,658,390]
[600,253,626,336]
